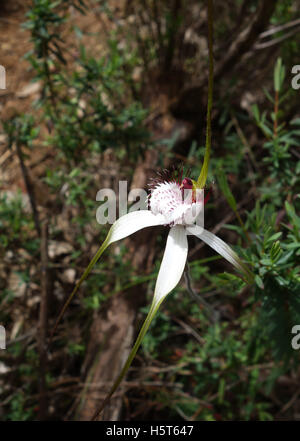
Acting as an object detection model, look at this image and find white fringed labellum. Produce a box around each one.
[149,178,204,227]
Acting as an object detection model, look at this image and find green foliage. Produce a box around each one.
[4,114,39,151]
[23,0,149,161]
[0,192,37,251]
[252,58,300,207]
[48,44,149,160]
[5,392,34,421]
[242,201,299,360]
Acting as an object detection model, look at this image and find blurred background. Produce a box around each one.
[0,0,299,421]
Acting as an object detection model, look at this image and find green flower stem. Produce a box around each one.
[273,90,279,138]
[197,0,214,189]
[92,298,164,420]
[49,231,112,344]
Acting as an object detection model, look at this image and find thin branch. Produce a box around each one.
[184,263,220,324]
[259,18,300,38]
[255,27,300,50]
[15,141,41,237]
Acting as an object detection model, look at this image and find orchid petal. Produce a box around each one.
[109,210,166,242]
[187,225,253,283]
[153,225,188,305]
[51,210,165,340]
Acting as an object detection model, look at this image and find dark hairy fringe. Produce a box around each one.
[147,164,192,190]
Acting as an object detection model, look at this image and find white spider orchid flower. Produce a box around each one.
[53,174,253,417]
[90,176,252,308]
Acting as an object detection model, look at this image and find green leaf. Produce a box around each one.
[252,104,260,122]
[255,275,264,289]
[266,232,282,244]
[285,201,300,229]
[217,168,237,212]
[274,58,285,92]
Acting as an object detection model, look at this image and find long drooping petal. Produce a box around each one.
[109,210,166,242]
[92,225,188,420]
[187,225,253,283]
[50,210,166,340]
[153,225,188,305]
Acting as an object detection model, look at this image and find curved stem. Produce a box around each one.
[49,231,112,345]
[197,0,214,189]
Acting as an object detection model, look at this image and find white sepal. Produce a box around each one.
[187,225,253,282]
[109,210,166,243]
[153,225,188,305]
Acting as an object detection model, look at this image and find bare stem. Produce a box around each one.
[184,263,219,324]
